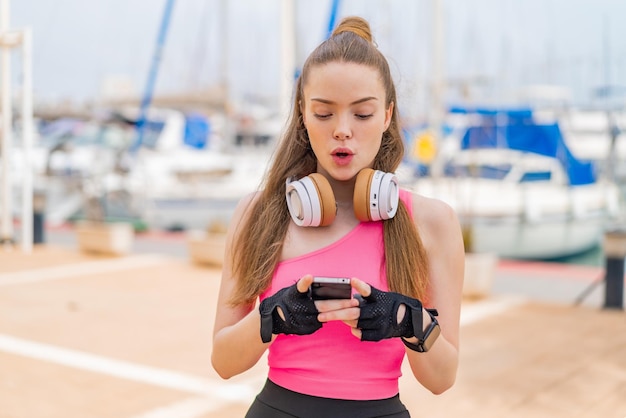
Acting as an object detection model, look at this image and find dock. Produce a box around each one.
[0,235,625,417]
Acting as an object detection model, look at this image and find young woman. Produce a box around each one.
[211,16,464,418]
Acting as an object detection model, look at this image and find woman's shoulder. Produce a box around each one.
[237,190,262,208]
[403,188,461,239]
[231,191,262,222]
[401,188,455,216]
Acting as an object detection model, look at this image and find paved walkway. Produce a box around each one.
[0,244,625,418]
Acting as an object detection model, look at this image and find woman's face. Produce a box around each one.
[301,61,393,182]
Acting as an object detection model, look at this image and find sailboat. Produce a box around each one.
[409,107,621,260]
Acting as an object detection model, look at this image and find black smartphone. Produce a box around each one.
[310,277,352,300]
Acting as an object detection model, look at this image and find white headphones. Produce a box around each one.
[285,168,399,227]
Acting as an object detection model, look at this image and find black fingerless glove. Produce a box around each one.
[356,285,424,342]
[259,283,322,343]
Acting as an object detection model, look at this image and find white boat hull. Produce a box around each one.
[144,197,238,231]
[410,149,621,260]
[468,214,608,259]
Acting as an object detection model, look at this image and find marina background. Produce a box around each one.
[1,2,625,417]
[7,0,626,265]
[13,0,626,111]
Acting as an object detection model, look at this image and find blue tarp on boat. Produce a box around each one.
[456,107,596,186]
[183,113,211,149]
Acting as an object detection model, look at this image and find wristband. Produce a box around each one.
[401,308,440,352]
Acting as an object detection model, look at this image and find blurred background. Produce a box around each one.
[14,0,626,112]
[5,0,626,264]
[2,3,626,416]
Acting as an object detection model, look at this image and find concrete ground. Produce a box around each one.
[0,228,625,418]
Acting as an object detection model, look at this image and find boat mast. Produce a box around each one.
[131,0,176,153]
[429,0,446,177]
[0,0,12,247]
[20,27,33,253]
[0,0,33,252]
[280,0,296,122]
[326,0,341,39]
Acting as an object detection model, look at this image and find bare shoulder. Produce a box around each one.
[406,190,463,251]
[408,191,459,228]
[235,191,262,215]
[230,191,261,227]
[218,191,261,300]
[224,191,262,248]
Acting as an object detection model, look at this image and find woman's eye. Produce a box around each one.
[356,114,373,120]
[314,113,331,120]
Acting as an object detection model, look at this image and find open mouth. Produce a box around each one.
[334,152,349,158]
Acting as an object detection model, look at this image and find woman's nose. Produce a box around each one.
[333,114,352,140]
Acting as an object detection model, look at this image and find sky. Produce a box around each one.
[11,0,626,120]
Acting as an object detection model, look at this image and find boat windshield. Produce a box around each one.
[136,120,166,149]
[519,171,552,182]
[444,162,512,180]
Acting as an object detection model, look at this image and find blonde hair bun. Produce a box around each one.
[331,16,373,43]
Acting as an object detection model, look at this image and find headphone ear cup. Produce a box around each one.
[377,172,399,220]
[353,168,375,221]
[308,173,336,226]
[286,174,336,227]
[353,169,399,222]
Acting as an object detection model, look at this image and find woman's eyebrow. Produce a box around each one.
[310,97,378,105]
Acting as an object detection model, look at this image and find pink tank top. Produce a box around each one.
[259,189,414,400]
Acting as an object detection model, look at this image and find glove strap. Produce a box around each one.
[260,310,274,343]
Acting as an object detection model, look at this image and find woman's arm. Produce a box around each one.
[211,193,270,379]
[404,193,465,394]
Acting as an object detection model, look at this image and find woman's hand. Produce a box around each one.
[259,275,322,343]
[347,278,412,340]
[310,275,360,324]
